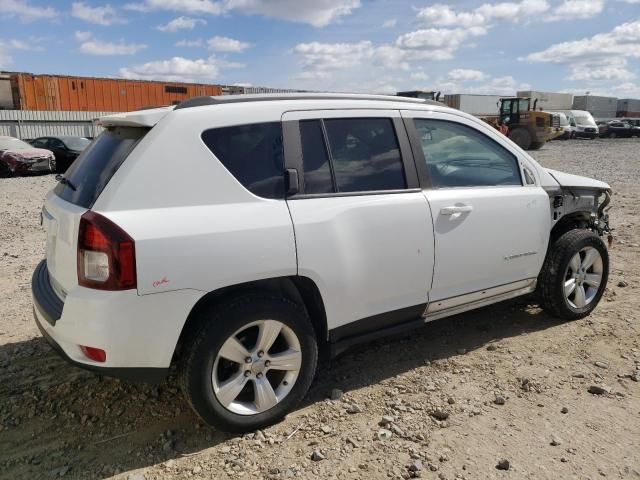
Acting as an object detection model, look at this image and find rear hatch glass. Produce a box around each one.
[54,126,148,208]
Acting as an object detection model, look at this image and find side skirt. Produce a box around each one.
[328,279,537,357]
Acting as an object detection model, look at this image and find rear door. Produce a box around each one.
[401,109,550,307]
[282,109,434,337]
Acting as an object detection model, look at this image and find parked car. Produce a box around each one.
[598,121,634,138]
[0,136,55,176]
[30,136,91,172]
[619,118,640,137]
[32,94,612,432]
[553,110,598,138]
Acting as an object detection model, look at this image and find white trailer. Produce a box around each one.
[517,90,574,110]
[444,94,502,116]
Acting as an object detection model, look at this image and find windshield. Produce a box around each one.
[62,137,91,151]
[0,137,33,151]
[574,115,595,126]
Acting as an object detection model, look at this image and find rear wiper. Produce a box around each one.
[55,174,77,191]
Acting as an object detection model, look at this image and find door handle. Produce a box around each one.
[440,205,473,215]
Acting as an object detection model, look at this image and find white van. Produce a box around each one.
[554,110,598,139]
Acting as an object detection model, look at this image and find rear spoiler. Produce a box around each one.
[99,106,174,128]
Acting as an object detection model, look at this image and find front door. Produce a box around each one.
[401,109,550,307]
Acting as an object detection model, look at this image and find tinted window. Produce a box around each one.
[324,118,405,192]
[414,119,521,188]
[300,120,333,194]
[31,138,48,148]
[54,127,147,208]
[202,122,284,199]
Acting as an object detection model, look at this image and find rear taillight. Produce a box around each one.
[78,211,136,290]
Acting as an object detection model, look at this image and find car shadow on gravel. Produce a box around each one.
[0,297,562,479]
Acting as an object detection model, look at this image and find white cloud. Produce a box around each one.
[611,82,640,97]
[0,0,58,21]
[410,71,429,81]
[525,21,640,64]
[124,0,360,26]
[71,2,126,26]
[382,18,397,28]
[157,16,205,32]
[476,0,549,21]
[224,0,361,27]
[75,30,92,42]
[546,0,604,21]
[294,41,374,73]
[567,58,635,82]
[448,68,487,82]
[124,0,222,14]
[119,55,243,82]
[417,0,550,31]
[395,27,485,60]
[416,4,487,28]
[0,36,47,66]
[207,35,252,52]
[176,38,204,47]
[75,31,146,55]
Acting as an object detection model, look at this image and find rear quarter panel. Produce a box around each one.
[93,105,298,297]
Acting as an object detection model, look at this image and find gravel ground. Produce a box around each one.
[0,138,638,480]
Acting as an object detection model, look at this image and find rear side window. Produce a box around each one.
[298,117,406,194]
[202,122,284,199]
[54,127,147,208]
[324,118,406,193]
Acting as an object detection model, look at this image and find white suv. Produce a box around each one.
[32,94,612,432]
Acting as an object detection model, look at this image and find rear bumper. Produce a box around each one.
[33,306,168,383]
[31,259,203,383]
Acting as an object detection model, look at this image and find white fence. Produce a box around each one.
[0,110,119,139]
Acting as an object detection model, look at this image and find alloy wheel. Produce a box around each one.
[563,246,603,309]
[212,320,302,415]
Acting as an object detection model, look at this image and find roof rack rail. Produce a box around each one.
[174,92,441,110]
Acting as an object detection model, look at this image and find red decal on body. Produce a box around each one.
[153,277,169,288]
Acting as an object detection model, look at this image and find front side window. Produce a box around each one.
[202,122,284,199]
[413,119,521,188]
[323,118,406,193]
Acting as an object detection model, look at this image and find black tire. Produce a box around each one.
[609,132,616,139]
[537,229,609,320]
[508,128,532,150]
[0,162,14,178]
[529,141,544,150]
[179,295,318,432]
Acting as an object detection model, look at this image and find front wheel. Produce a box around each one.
[508,128,532,150]
[537,229,609,320]
[179,296,318,432]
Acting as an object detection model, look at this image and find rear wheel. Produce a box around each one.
[537,229,609,320]
[529,141,544,150]
[609,132,617,139]
[508,128,532,150]
[180,296,318,432]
